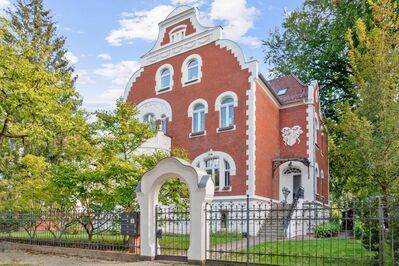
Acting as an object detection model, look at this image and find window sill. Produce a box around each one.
[217,125,236,133]
[156,87,172,95]
[183,78,200,87]
[189,130,206,138]
[215,186,232,192]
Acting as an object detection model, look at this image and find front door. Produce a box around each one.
[293,175,302,198]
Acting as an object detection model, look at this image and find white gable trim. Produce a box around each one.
[123,67,144,101]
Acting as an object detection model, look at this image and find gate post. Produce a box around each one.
[135,157,214,263]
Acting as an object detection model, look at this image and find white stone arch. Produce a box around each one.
[136,157,214,263]
[155,63,174,94]
[187,98,208,117]
[137,98,173,122]
[181,54,203,86]
[278,161,310,202]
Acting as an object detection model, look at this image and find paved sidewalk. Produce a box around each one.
[0,250,186,266]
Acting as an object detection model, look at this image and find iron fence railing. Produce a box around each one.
[205,196,399,266]
[0,209,140,253]
[155,205,190,260]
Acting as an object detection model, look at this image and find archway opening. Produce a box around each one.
[156,177,190,258]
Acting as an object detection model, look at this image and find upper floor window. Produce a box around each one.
[215,91,238,132]
[220,97,234,129]
[188,98,208,137]
[188,59,199,82]
[193,104,205,133]
[160,68,171,90]
[169,25,186,44]
[181,54,202,86]
[143,113,156,130]
[155,64,174,94]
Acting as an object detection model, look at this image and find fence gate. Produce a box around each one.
[155,205,190,261]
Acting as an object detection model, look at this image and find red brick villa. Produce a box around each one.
[124,6,329,205]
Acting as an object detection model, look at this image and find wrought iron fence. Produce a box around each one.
[205,196,399,266]
[155,205,190,260]
[0,209,140,253]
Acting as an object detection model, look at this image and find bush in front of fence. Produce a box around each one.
[315,222,339,238]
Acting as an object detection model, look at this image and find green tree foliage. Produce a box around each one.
[330,0,399,200]
[1,0,85,165]
[263,0,372,119]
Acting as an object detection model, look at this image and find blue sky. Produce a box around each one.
[1,0,303,111]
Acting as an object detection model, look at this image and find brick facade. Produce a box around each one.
[124,6,329,203]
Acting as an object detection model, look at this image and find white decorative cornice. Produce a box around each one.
[141,29,221,66]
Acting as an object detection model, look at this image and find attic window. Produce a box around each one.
[169,25,187,43]
[277,88,288,96]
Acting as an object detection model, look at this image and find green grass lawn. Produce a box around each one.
[222,239,377,265]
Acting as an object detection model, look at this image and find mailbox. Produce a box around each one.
[121,212,140,236]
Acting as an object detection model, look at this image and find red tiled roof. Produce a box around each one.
[267,74,308,104]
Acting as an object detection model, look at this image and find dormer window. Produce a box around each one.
[169,25,187,43]
[277,88,288,96]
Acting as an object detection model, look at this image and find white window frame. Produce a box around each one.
[169,25,187,44]
[181,54,203,86]
[215,91,238,132]
[192,150,236,191]
[155,63,174,94]
[188,98,208,137]
[192,104,205,133]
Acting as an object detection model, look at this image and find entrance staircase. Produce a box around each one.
[257,186,304,240]
[257,202,291,240]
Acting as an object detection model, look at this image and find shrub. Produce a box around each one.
[315,222,340,238]
[354,221,364,240]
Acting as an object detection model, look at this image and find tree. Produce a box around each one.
[330,0,399,200]
[6,0,73,76]
[263,0,372,120]
[1,0,85,165]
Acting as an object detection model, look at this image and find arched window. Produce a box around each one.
[283,167,301,175]
[181,54,202,86]
[193,104,205,133]
[161,115,167,134]
[224,160,231,187]
[160,68,171,90]
[155,64,174,94]
[143,113,156,130]
[193,151,236,191]
[220,97,234,128]
[187,59,199,82]
[215,91,238,132]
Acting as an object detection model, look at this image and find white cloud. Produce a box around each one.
[98,53,112,61]
[64,51,79,65]
[75,69,95,86]
[210,0,260,47]
[0,0,10,14]
[170,0,206,6]
[94,60,140,86]
[106,0,260,47]
[97,88,124,100]
[106,5,174,46]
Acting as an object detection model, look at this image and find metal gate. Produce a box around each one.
[155,205,190,261]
